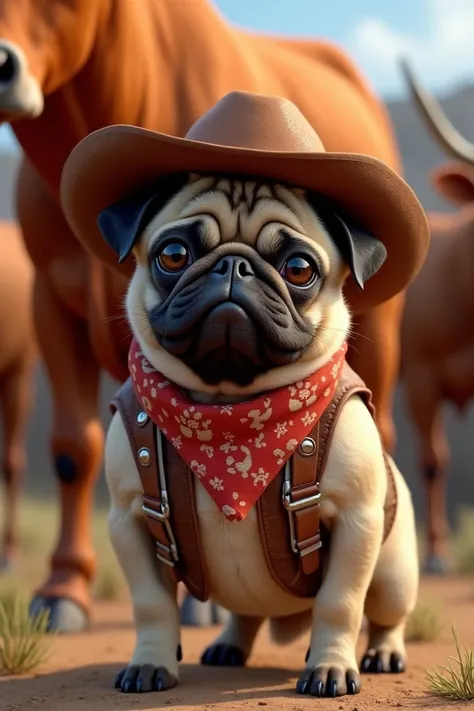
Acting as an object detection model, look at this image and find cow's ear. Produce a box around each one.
[430,162,474,207]
[97,172,189,263]
[307,192,387,289]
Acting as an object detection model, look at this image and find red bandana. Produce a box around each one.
[129,338,347,522]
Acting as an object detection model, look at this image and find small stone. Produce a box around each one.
[258,703,267,707]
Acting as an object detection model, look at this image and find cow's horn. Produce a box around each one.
[399,55,474,165]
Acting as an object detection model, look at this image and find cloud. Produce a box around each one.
[348,0,474,96]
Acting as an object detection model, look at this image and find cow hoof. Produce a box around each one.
[180,594,229,626]
[200,643,245,666]
[423,555,450,576]
[29,596,90,633]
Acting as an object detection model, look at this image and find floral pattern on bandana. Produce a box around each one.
[128,338,348,522]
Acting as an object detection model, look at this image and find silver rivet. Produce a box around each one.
[136,411,149,427]
[299,437,316,456]
[138,447,152,466]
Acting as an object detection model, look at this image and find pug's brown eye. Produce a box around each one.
[156,242,190,272]
[282,256,316,287]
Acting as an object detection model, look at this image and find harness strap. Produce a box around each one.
[110,379,209,601]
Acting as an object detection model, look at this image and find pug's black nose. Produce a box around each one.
[211,256,255,279]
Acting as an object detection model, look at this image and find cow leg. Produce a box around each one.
[348,293,405,454]
[0,352,37,571]
[404,372,449,573]
[29,275,104,631]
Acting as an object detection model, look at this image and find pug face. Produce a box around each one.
[99,173,386,397]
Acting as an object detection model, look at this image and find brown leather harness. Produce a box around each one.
[110,362,397,602]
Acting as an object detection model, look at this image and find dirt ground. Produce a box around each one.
[0,576,473,711]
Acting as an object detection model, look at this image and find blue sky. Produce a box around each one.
[214,0,474,94]
[216,0,426,51]
[1,0,473,152]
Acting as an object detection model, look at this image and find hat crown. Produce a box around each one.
[185,91,326,153]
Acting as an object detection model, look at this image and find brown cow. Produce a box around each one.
[0,0,410,632]
[0,220,37,572]
[400,58,474,573]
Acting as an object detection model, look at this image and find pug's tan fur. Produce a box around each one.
[105,176,419,696]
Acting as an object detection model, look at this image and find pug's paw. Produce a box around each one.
[296,664,360,697]
[360,649,405,674]
[115,664,178,693]
[200,643,246,666]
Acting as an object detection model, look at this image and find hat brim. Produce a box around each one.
[60,124,429,314]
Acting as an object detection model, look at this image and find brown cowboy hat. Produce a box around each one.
[60,91,429,314]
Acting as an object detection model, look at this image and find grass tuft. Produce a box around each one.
[0,592,55,675]
[426,626,474,701]
[405,598,444,642]
[452,508,474,575]
[93,565,124,602]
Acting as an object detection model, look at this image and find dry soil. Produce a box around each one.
[1,576,474,711]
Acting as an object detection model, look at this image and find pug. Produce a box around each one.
[103,173,419,698]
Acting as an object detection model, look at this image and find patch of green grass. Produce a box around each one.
[452,508,474,575]
[426,626,474,701]
[405,598,444,643]
[93,564,124,602]
[0,593,55,675]
[415,523,426,564]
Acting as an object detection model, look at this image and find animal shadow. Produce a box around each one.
[0,661,301,710]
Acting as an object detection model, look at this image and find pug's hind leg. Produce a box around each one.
[361,461,419,675]
[201,613,264,667]
[106,412,180,694]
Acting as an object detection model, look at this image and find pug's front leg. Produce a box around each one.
[108,503,181,693]
[105,412,180,694]
[298,501,384,698]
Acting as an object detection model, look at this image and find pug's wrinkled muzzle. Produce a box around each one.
[150,250,313,386]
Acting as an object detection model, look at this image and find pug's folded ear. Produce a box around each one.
[97,172,189,263]
[330,211,387,290]
[307,193,387,290]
